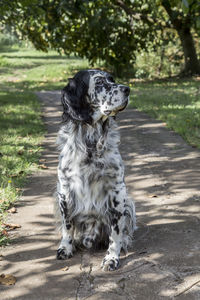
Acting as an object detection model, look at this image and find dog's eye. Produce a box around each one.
[96,77,104,85]
[107,76,115,83]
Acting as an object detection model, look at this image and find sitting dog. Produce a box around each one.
[56,69,136,271]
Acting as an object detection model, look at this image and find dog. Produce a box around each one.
[56,69,136,271]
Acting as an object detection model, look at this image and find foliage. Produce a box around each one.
[1,0,199,75]
[0,0,156,75]
[0,0,200,75]
[160,0,200,74]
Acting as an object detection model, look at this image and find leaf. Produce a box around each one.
[0,274,16,286]
[39,164,49,169]
[61,266,69,271]
[3,223,21,230]
[39,159,46,163]
[2,229,8,237]
[8,207,17,214]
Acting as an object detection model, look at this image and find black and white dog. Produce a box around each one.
[56,69,136,271]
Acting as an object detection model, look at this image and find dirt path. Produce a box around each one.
[1,91,200,300]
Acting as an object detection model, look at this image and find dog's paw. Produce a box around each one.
[101,256,120,271]
[56,247,73,260]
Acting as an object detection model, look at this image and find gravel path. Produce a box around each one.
[0,91,200,300]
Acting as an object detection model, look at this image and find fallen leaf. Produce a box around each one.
[61,266,69,271]
[3,223,21,230]
[39,164,49,169]
[39,159,46,163]
[8,207,17,214]
[2,229,8,237]
[0,274,16,285]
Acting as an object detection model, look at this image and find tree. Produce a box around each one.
[0,0,199,76]
[161,0,200,75]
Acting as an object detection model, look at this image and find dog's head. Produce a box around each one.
[61,69,130,124]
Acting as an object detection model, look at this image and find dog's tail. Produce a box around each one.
[74,214,110,249]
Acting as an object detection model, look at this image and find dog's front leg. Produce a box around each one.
[57,193,74,260]
[101,194,126,271]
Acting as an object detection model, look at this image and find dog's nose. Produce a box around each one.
[121,86,130,96]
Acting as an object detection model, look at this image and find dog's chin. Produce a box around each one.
[117,99,129,111]
[113,99,129,114]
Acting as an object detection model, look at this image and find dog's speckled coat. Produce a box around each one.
[56,70,136,271]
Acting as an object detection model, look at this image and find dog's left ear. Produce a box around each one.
[61,72,93,124]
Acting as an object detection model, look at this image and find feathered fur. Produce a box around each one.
[56,69,136,271]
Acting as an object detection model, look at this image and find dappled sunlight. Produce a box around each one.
[141,272,166,281]
[160,274,200,298]
[147,218,184,225]
[1,92,200,299]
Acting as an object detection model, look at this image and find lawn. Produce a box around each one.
[129,78,200,148]
[0,47,91,245]
[0,46,200,245]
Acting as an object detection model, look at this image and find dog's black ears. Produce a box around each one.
[61,71,93,124]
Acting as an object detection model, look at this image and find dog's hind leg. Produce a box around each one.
[57,193,74,260]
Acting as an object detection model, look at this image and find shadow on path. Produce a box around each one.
[0,92,200,300]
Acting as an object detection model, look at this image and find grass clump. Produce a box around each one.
[129,79,200,148]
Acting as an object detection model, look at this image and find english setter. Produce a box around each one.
[56,69,136,271]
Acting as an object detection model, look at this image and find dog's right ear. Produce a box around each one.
[61,75,93,124]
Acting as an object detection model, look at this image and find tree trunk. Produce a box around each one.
[161,0,200,75]
[178,26,200,75]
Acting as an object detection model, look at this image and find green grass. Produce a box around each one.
[0,47,91,245]
[0,90,45,245]
[0,48,89,91]
[129,78,200,148]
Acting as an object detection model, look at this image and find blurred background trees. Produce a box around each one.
[0,0,200,77]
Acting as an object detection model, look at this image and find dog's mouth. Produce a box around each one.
[103,99,128,116]
[104,110,112,116]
